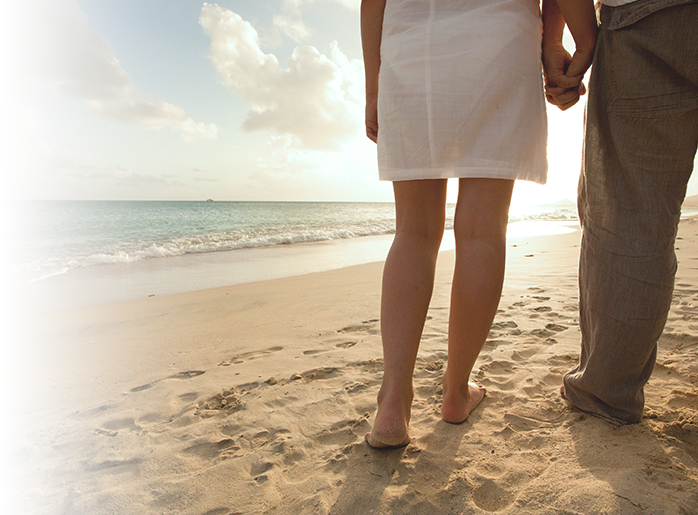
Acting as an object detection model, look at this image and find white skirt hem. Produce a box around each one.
[379,167,547,184]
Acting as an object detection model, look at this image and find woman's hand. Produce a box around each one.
[366,94,378,143]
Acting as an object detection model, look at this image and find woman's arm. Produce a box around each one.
[361,0,386,142]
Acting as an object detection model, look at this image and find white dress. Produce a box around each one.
[377,0,548,183]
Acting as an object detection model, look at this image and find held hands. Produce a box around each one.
[365,94,378,143]
[543,42,594,111]
[541,0,598,110]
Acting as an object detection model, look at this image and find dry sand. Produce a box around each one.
[3,220,697,515]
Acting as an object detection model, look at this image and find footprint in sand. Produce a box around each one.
[528,323,568,339]
[510,347,540,361]
[298,367,341,381]
[100,417,142,434]
[647,392,698,461]
[477,360,518,390]
[129,370,205,394]
[170,370,205,379]
[219,346,283,366]
[472,478,515,512]
[250,461,275,482]
[479,360,516,375]
[182,438,240,461]
[87,458,142,475]
[316,418,367,447]
[202,509,237,515]
[344,382,370,395]
[226,428,301,482]
[338,319,380,335]
[130,383,153,393]
[302,338,358,355]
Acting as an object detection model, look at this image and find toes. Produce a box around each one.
[470,381,487,402]
[472,378,485,389]
[560,384,570,401]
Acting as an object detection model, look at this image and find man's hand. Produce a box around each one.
[542,42,589,111]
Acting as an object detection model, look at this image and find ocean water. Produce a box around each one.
[6,200,581,286]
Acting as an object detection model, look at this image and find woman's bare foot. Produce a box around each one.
[365,389,412,448]
[441,379,486,424]
[365,424,411,449]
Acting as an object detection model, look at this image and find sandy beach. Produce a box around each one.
[3,219,697,515]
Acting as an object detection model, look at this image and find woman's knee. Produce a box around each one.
[393,179,448,247]
[453,178,512,242]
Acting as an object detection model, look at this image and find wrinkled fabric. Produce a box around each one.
[376,0,548,183]
[563,1,698,423]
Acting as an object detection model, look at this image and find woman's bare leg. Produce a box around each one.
[441,178,514,423]
[366,179,448,448]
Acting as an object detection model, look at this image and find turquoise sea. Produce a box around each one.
[2,200,698,287]
[8,200,582,286]
[8,201,395,284]
[5,200,693,310]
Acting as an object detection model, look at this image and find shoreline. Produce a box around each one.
[11,220,579,313]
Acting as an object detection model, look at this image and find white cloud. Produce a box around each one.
[200,3,362,150]
[0,109,45,134]
[249,134,389,201]
[273,15,312,42]
[2,136,132,179]
[271,0,359,42]
[273,0,311,41]
[6,0,217,141]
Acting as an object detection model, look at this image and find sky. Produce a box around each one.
[2,0,696,206]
